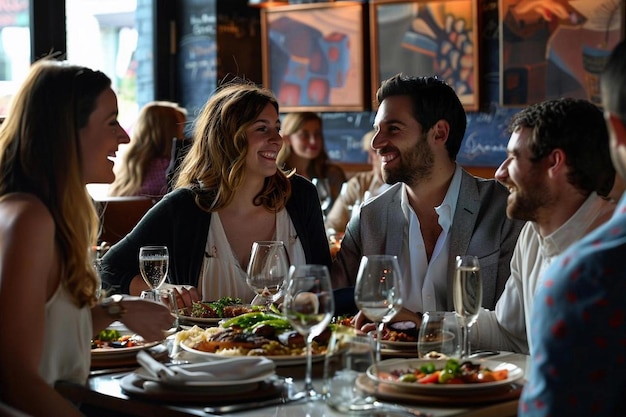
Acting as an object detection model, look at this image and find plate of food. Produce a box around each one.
[176,311,330,366]
[178,340,325,366]
[177,297,262,326]
[381,340,418,350]
[367,358,524,394]
[91,329,160,358]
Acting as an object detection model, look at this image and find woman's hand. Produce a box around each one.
[118,296,175,342]
[169,285,201,314]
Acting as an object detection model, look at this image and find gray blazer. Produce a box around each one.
[331,169,525,311]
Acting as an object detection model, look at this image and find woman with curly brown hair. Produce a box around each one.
[100,81,331,304]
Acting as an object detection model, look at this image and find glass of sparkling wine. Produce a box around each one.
[453,255,482,359]
[354,254,403,363]
[139,246,170,297]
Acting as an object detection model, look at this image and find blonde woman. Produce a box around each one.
[109,101,187,198]
[277,112,346,211]
[0,60,173,416]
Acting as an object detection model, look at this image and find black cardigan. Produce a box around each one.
[100,175,332,295]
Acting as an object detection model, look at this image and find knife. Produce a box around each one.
[204,391,306,414]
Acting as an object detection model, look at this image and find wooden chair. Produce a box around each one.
[95,196,155,245]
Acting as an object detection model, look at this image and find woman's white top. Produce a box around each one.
[39,283,92,385]
[198,209,306,302]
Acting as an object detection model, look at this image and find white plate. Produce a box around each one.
[367,358,524,393]
[133,366,275,387]
[381,340,418,350]
[179,341,325,366]
[91,341,160,358]
[178,315,222,326]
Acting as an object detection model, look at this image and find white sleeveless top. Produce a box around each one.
[198,209,306,302]
[39,284,92,385]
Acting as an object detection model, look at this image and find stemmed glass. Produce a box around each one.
[453,255,483,358]
[354,254,403,363]
[312,177,332,215]
[139,246,170,298]
[283,264,335,400]
[246,241,289,310]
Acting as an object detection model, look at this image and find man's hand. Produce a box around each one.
[354,307,423,334]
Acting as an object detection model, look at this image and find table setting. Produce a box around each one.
[69,247,528,417]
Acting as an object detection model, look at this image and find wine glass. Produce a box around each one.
[139,246,169,298]
[283,264,335,400]
[246,241,289,310]
[417,311,461,359]
[354,254,403,363]
[312,177,332,215]
[453,255,482,358]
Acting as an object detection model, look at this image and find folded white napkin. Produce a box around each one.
[136,350,275,385]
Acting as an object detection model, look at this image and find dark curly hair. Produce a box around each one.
[509,98,614,197]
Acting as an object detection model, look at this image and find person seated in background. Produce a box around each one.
[470,97,618,354]
[325,130,389,234]
[277,112,347,214]
[109,101,187,199]
[519,39,626,417]
[99,81,331,306]
[332,74,525,319]
[0,59,173,417]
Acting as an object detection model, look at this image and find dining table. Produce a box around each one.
[57,339,529,417]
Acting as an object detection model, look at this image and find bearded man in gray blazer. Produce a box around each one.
[332,74,525,317]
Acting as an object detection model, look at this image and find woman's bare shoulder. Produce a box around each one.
[0,193,54,236]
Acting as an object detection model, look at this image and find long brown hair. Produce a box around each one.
[110,101,186,196]
[175,81,291,211]
[277,111,330,178]
[0,59,111,308]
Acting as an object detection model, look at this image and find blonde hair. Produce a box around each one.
[276,111,330,178]
[0,60,109,308]
[175,81,291,212]
[110,101,187,196]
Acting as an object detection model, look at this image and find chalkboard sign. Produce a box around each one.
[177,0,218,120]
[458,105,517,166]
[319,108,515,167]
[322,112,375,163]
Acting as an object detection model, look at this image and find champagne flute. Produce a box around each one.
[283,264,335,400]
[453,255,482,358]
[246,241,289,310]
[139,246,169,298]
[354,254,403,363]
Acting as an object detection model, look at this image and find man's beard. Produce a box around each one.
[382,133,434,187]
[506,175,551,222]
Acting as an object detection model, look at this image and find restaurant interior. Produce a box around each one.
[2,0,624,416]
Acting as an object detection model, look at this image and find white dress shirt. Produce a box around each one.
[472,192,615,353]
[400,164,462,313]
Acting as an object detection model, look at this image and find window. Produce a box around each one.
[0,0,30,116]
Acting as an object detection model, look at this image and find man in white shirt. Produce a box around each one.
[332,74,525,316]
[471,97,619,354]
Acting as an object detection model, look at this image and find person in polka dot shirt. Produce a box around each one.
[520,39,626,417]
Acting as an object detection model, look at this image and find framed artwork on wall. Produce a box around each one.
[500,0,625,107]
[261,2,367,112]
[369,0,480,111]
